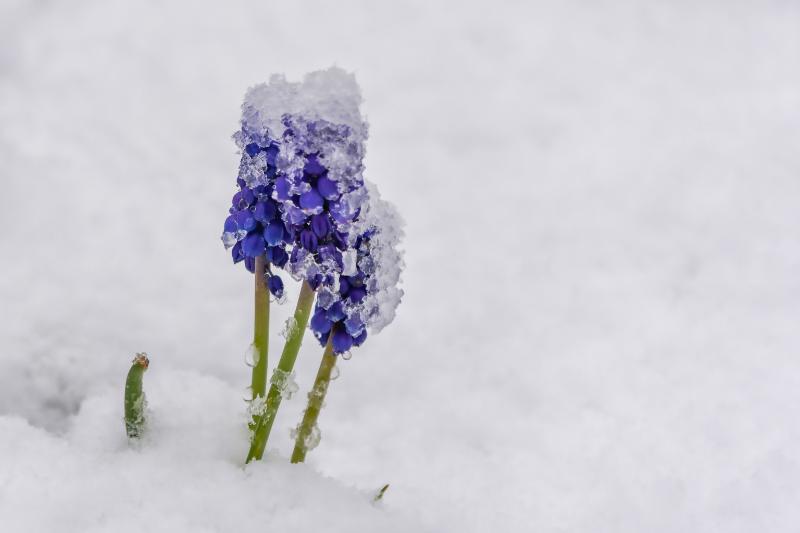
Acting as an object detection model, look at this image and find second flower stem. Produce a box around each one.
[246,281,316,463]
[250,256,270,404]
[291,339,336,464]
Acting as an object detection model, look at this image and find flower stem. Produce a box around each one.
[246,281,316,463]
[124,353,149,439]
[291,339,336,464]
[250,256,270,405]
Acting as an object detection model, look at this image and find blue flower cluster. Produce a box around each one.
[308,233,371,354]
[223,69,402,357]
[222,114,369,306]
[308,185,404,355]
[221,139,288,299]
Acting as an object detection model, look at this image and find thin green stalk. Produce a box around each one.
[250,256,270,406]
[291,339,337,464]
[124,352,149,439]
[246,281,315,463]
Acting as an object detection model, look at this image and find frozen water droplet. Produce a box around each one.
[221,231,238,249]
[342,248,357,276]
[316,287,337,309]
[247,395,267,419]
[330,365,341,381]
[283,378,299,399]
[270,368,299,400]
[305,424,321,451]
[244,343,259,368]
[273,293,288,305]
[280,317,298,339]
[341,351,352,361]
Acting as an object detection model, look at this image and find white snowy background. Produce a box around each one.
[1,1,799,532]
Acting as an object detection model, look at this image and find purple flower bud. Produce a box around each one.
[331,327,353,354]
[347,273,364,287]
[304,155,326,176]
[317,244,342,267]
[274,176,291,201]
[310,309,332,334]
[338,277,350,295]
[316,175,339,201]
[352,329,368,347]
[344,314,364,336]
[245,143,260,157]
[267,275,284,298]
[284,204,308,225]
[235,210,257,232]
[253,201,277,222]
[244,256,256,273]
[263,221,285,246]
[310,213,330,238]
[332,230,348,250]
[242,232,266,258]
[316,330,330,345]
[308,273,323,290]
[242,187,256,206]
[224,215,237,233]
[232,191,246,210]
[231,241,244,263]
[348,286,367,303]
[329,201,354,225]
[300,229,318,252]
[326,301,346,322]
[264,143,279,165]
[267,246,289,268]
[299,189,324,213]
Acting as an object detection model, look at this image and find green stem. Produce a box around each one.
[124,353,149,439]
[250,256,270,406]
[291,339,337,464]
[246,281,315,463]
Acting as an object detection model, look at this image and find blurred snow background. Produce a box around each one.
[1,0,799,531]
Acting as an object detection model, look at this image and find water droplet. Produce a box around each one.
[330,366,341,381]
[244,343,259,368]
[341,351,352,361]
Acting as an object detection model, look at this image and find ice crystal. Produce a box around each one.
[280,317,298,339]
[290,424,322,452]
[247,395,267,419]
[270,368,299,400]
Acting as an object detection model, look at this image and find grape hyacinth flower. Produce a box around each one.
[225,68,375,463]
[291,183,405,463]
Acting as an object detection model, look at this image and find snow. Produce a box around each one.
[1,1,800,532]
[0,369,422,532]
[242,67,364,143]
[355,181,405,333]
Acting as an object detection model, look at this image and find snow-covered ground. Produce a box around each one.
[1,1,799,531]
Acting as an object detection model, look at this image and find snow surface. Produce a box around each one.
[1,1,800,532]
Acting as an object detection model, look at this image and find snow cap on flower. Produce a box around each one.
[221,67,370,296]
[308,182,405,354]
